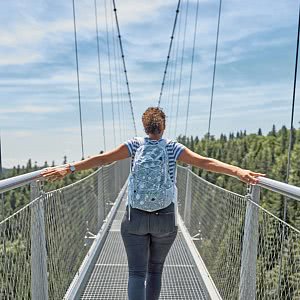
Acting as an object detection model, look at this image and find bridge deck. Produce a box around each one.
[80,196,208,300]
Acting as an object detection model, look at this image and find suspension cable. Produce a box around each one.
[184,0,200,137]
[165,48,176,136]
[109,0,122,142]
[94,0,106,151]
[116,38,127,140]
[112,0,137,136]
[104,0,117,146]
[277,4,300,296]
[207,0,222,141]
[174,0,189,138]
[157,0,181,107]
[169,0,183,138]
[285,3,300,198]
[72,0,84,159]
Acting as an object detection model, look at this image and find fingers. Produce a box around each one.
[244,172,266,184]
[41,168,67,181]
[244,175,258,185]
[249,171,266,177]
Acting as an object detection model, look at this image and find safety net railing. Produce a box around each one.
[176,165,300,300]
[0,159,130,300]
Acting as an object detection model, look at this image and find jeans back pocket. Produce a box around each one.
[124,207,149,235]
[149,211,176,235]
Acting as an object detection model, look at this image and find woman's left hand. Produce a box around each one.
[237,169,266,185]
[41,166,70,182]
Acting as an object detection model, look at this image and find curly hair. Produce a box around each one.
[142,107,166,135]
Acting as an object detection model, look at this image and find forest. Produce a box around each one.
[1,124,300,299]
[177,124,300,231]
[1,124,299,229]
[0,155,94,221]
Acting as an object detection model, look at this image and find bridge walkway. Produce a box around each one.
[80,194,208,300]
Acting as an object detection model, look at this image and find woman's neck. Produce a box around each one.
[148,133,163,140]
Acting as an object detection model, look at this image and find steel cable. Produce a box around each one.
[184,0,200,137]
[112,0,137,136]
[158,0,181,107]
[72,0,85,159]
[94,0,106,151]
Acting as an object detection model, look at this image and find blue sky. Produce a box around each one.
[0,0,299,167]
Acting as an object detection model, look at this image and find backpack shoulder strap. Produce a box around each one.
[159,138,170,148]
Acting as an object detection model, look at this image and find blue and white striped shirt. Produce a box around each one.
[124,137,186,183]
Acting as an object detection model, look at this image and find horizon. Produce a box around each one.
[0,0,299,168]
[1,122,293,169]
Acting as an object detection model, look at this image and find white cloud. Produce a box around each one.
[0,104,73,114]
[0,0,299,167]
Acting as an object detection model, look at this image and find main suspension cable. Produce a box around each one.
[157,0,181,107]
[109,0,122,143]
[165,47,176,136]
[72,0,85,159]
[207,0,222,141]
[104,0,117,146]
[94,0,106,151]
[116,38,127,140]
[169,0,183,138]
[184,0,200,137]
[174,0,189,138]
[277,3,300,295]
[112,0,137,136]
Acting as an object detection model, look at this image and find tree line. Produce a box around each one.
[178,124,300,231]
[0,155,95,221]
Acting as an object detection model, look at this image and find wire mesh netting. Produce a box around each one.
[0,160,129,300]
[176,165,300,300]
[176,165,187,218]
[177,166,247,299]
[0,201,32,299]
[255,199,300,300]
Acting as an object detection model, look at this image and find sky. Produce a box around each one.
[0,0,299,168]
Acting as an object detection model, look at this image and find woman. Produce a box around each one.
[42,107,264,300]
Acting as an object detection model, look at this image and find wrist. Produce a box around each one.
[232,166,242,177]
[67,164,76,174]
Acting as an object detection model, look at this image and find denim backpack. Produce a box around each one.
[127,138,175,216]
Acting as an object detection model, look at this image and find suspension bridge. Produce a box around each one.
[1,0,300,299]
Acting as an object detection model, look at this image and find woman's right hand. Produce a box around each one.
[41,166,71,182]
[236,168,265,185]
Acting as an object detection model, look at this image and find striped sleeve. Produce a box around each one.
[124,137,144,157]
[170,141,186,160]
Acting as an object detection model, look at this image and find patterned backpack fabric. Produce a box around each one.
[128,138,175,212]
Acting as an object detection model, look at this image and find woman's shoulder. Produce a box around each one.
[164,138,184,147]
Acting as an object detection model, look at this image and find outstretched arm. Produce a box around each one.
[178,147,265,184]
[42,144,130,181]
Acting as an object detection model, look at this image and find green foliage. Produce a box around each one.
[179,124,300,299]
[1,156,95,220]
[178,124,300,229]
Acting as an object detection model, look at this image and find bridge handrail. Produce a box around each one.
[0,169,43,193]
[178,165,300,201]
[257,176,300,201]
[0,162,118,194]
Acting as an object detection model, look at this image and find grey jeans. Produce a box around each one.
[121,203,178,300]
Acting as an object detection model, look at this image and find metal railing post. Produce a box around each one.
[30,181,49,300]
[97,169,105,231]
[184,165,192,229]
[239,185,260,300]
[117,161,121,191]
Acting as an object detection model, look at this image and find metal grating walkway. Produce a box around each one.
[80,197,208,299]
